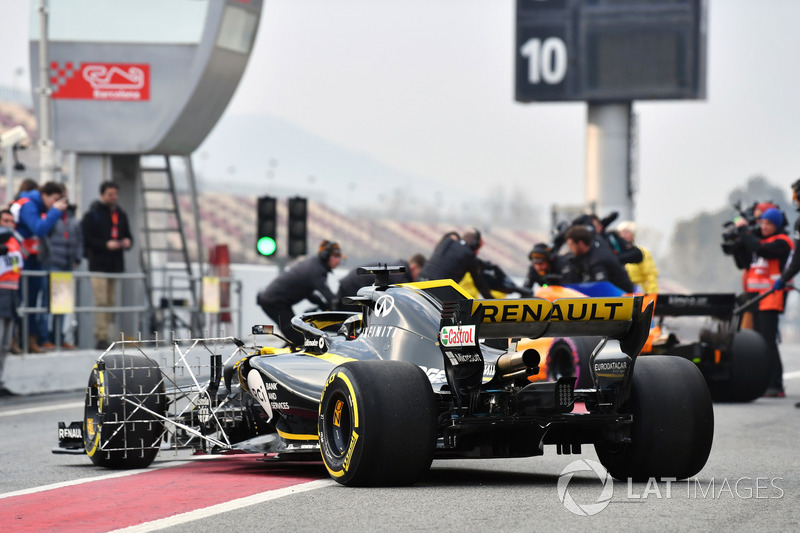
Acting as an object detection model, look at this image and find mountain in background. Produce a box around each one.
[195,112,546,229]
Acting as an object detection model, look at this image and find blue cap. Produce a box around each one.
[761,208,783,228]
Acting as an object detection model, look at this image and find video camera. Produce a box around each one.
[721,200,757,256]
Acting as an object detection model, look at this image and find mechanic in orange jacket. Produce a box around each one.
[736,207,793,397]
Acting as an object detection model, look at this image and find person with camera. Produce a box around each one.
[257,240,343,347]
[737,207,793,398]
[10,181,68,353]
[722,201,779,269]
[418,228,494,299]
[39,187,83,350]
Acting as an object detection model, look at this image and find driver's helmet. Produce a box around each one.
[337,314,363,340]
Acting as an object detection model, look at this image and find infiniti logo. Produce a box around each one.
[374,295,395,317]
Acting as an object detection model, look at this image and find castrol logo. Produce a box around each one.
[439,325,477,347]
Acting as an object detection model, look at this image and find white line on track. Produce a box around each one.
[0,401,83,418]
[108,479,336,532]
[783,370,800,380]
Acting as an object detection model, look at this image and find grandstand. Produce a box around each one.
[175,192,548,278]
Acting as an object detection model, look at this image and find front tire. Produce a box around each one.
[595,356,714,481]
[84,353,165,469]
[318,360,437,486]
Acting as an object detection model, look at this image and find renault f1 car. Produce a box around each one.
[55,266,714,486]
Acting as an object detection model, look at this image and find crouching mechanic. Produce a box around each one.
[257,240,343,347]
[738,208,793,397]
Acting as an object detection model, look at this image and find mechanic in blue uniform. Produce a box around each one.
[417,229,494,298]
[737,207,793,398]
[257,240,343,347]
[335,253,425,312]
[561,225,635,293]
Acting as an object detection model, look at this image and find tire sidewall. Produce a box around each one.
[318,366,370,482]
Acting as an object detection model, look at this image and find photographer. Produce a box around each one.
[737,208,793,398]
[722,201,779,269]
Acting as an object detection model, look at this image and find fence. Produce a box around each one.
[16,270,242,352]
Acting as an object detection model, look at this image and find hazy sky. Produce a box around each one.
[2,0,800,242]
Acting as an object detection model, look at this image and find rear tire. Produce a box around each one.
[84,353,165,469]
[595,356,714,481]
[707,329,770,402]
[318,360,437,486]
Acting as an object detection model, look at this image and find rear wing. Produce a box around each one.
[440,295,653,359]
[651,293,736,319]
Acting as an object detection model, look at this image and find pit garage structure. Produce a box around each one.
[29,0,263,342]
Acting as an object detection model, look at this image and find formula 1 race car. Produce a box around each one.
[55,266,714,486]
[538,281,771,403]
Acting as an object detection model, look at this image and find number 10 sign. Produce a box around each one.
[514,0,706,103]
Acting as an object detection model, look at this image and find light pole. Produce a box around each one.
[37,0,57,183]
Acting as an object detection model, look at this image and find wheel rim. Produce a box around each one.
[324,391,353,458]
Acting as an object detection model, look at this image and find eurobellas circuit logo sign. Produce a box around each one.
[49,62,150,101]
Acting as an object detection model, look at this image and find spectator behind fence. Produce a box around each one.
[10,181,67,353]
[0,209,24,396]
[39,187,83,350]
[81,181,133,350]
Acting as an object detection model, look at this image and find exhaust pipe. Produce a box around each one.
[496,348,541,380]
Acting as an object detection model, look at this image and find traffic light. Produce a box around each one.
[287,197,307,258]
[256,195,278,256]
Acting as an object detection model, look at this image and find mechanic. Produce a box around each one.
[335,253,426,311]
[522,243,555,290]
[737,207,793,398]
[418,229,494,299]
[573,212,643,265]
[0,209,23,396]
[11,181,68,353]
[561,225,635,293]
[257,240,343,346]
[616,221,659,293]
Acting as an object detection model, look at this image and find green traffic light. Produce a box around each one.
[257,236,277,256]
